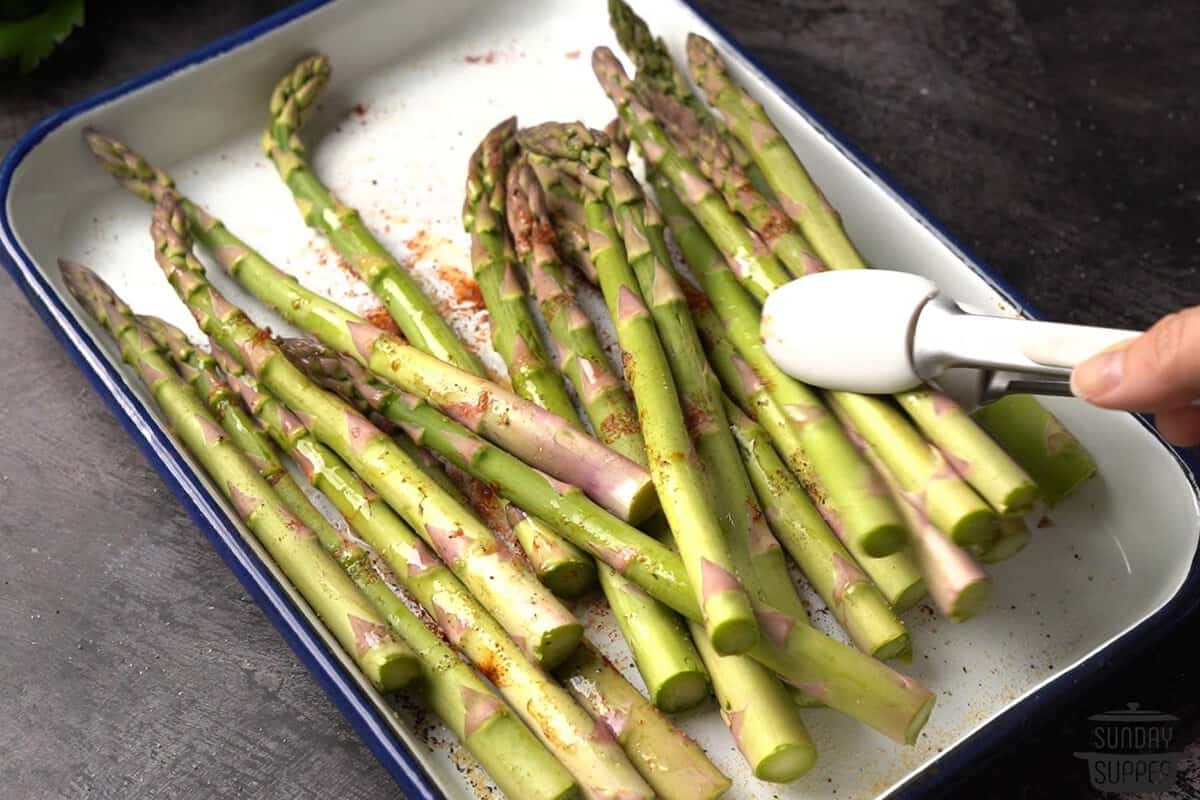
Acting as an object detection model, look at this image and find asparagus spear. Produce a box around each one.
[60,263,418,693]
[464,118,584,424]
[724,397,910,658]
[652,172,907,557]
[972,395,1097,507]
[221,358,650,799]
[691,292,926,610]
[689,620,816,782]
[519,122,760,657]
[895,388,1037,515]
[263,55,485,375]
[149,193,583,670]
[649,88,826,279]
[848,413,992,622]
[827,391,998,547]
[508,159,710,712]
[976,516,1032,564]
[686,34,867,271]
[83,131,657,524]
[507,157,645,462]
[606,0,775,199]
[138,319,578,799]
[556,644,730,800]
[592,47,791,302]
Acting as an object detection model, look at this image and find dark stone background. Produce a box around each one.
[1,1,1196,797]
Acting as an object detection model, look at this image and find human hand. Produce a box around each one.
[1071,306,1200,446]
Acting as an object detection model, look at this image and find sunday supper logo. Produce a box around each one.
[1074,703,1182,793]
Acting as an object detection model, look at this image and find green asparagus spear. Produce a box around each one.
[972,395,1097,506]
[606,0,775,198]
[592,47,791,302]
[507,158,711,712]
[61,263,418,692]
[220,359,648,799]
[895,388,1037,515]
[827,392,997,547]
[724,397,910,658]
[556,644,730,799]
[149,193,583,670]
[686,34,867,271]
[82,130,657,524]
[691,293,926,610]
[464,118,584,425]
[508,157,645,462]
[139,319,576,798]
[653,172,906,557]
[519,121,759,657]
[263,55,485,374]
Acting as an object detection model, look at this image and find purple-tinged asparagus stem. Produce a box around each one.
[852,421,992,621]
[60,263,418,692]
[81,129,657,524]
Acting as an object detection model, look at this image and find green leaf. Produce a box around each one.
[0,0,85,73]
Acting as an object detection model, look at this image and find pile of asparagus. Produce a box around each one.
[65,2,1099,796]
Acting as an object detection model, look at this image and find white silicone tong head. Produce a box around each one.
[760,270,1140,398]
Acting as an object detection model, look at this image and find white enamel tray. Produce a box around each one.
[3,1,1197,798]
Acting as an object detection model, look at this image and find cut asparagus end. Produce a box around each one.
[755,742,819,784]
[540,558,600,599]
[860,521,908,558]
[998,482,1040,515]
[890,575,930,613]
[949,508,1000,547]
[708,607,760,656]
[532,621,586,671]
[976,517,1032,564]
[626,481,664,525]
[368,648,423,693]
[653,669,712,714]
[947,577,992,622]
[870,630,913,662]
[904,694,937,746]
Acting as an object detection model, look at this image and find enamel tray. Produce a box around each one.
[2,1,1197,798]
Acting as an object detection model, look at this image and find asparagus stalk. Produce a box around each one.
[606,0,776,199]
[225,361,649,799]
[279,337,694,612]
[61,263,418,692]
[649,88,826,279]
[724,397,910,658]
[849,415,992,621]
[507,157,646,463]
[83,131,657,524]
[972,395,1098,507]
[653,173,907,557]
[686,34,867,271]
[692,294,926,610]
[149,194,583,670]
[556,644,730,800]
[507,158,713,711]
[592,47,791,302]
[689,620,816,782]
[263,55,485,374]
[827,391,998,547]
[530,160,601,284]
[976,516,1032,564]
[895,388,1037,515]
[139,320,577,798]
[519,122,760,657]
[464,118,584,424]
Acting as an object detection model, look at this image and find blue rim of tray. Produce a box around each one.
[1,2,1196,798]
